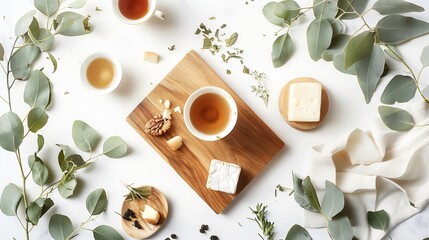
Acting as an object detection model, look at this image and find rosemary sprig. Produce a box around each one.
[249,203,275,240]
[123,183,151,201]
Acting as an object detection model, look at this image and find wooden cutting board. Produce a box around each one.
[127,50,285,214]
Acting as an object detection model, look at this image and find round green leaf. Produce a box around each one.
[313,0,338,19]
[355,45,385,104]
[49,214,73,240]
[328,216,353,240]
[47,52,58,72]
[302,177,321,211]
[272,33,293,68]
[322,34,350,61]
[58,176,77,198]
[372,0,424,15]
[263,2,286,27]
[86,188,108,215]
[55,12,92,36]
[273,0,300,23]
[15,10,36,36]
[381,75,417,104]
[26,197,54,225]
[367,209,389,231]
[307,18,333,61]
[56,144,74,159]
[337,0,369,19]
[24,70,51,109]
[344,31,374,69]
[103,136,128,158]
[285,224,312,240]
[34,0,60,17]
[93,225,124,240]
[293,174,315,211]
[10,44,41,80]
[321,181,344,220]
[378,106,414,131]
[72,120,100,152]
[0,112,24,152]
[420,45,429,67]
[28,107,49,133]
[28,17,40,39]
[28,154,49,186]
[37,134,44,152]
[333,53,357,75]
[328,18,346,36]
[28,28,55,52]
[376,15,429,45]
[0,183,23,216]
[68,0,87,9]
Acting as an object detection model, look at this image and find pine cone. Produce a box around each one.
[144,114,171,136]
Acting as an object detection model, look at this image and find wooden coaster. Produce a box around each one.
[121,186,168,239]
[278,77,329,130]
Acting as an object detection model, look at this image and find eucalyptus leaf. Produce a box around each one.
[381,75,416,104]
[263,2,286,27]
[273,0,300,23]
[68,0,86,9]
[307,18,333,61]
[58,175,77,198]
[383,45,401,62]
[302,177,321,211]
[420,45,429,67]
[0,183,22,216]
[47,52,58,72]
[272,33,293,68]
[372,0,424,15]
[328,216,353,240]
[103,136,127,158]
[28,154,49,186]
[37,134,44,152]
[34,0,60,17]
[10,44,41,80]
[292,174,316,211]
[344,31,374,69]
[72,120,100,152]
[225,32,238,47]
[86,188,108,215]
[337,0,369,19]
[333,53,356,75]
[15,10,36,36]
[55,12,92,36]
[378,106,414,131]
[376,15,429,45]
[24,70,51,109]
[56,144,74,159]
[0,43,4,61]
[28,107,49,133]
[0,112,24,152]
[28,28,55,52]
[313,0,338,19]
[367,209,389,231]
[321,181,344,220]
[49,214,73,240]
[27,17,40,39]
[355,45,385,104]
[92,225,124,240]
[26,198,54,225]
[322,34,350,61]
[285,224,313,240]
[328,18,346,36]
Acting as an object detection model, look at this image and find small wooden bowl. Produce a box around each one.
[121,186,168,239]
[278,77,329,130]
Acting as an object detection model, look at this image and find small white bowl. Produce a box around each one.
[80,52,122,94]
[184,86,238,141]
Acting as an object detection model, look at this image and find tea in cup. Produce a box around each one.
[112,0,165,24]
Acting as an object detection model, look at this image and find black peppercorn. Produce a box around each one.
[133,220,143,229]
[171,234,177,239]
[123,208,136,221]
[210,235,219,240]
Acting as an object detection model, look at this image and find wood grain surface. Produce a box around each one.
[278,77,329,130]
[127,50,285,214]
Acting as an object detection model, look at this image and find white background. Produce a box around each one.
[1,0,429,239]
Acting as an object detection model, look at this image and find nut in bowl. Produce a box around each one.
[184,86,238,141]
[80,52,122,94]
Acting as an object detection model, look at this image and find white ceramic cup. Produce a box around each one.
[80,52,122,94]
[184,86,238,141]
[112,0,165,24]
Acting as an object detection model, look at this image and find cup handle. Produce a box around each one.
[154,10,165,20]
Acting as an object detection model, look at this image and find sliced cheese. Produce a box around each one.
[206,159,241,194]
[288,82,322,122]
[141,205,160,225]
[167,136,183,151]
[143,52,159,64]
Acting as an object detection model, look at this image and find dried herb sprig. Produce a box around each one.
[249,203,275,240]
[124,183,151,201]
[248,70,270,106]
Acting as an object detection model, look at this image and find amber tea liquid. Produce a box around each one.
[190,93,231,135]
[119,0,149,20]
[86,58,115,89]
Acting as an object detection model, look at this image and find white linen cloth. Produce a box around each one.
[303,102,429,240]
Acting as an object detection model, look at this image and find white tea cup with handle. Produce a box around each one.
[112,0,165,24]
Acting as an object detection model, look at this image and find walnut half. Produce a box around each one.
[144,114,171,136]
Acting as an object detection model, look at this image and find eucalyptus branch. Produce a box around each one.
[66,214,95,240]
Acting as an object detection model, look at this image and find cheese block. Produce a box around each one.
[206,159,241,194]
[141,205,160,225]
[144,52,159,64]
[288,82,321,122]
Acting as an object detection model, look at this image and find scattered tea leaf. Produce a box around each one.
[243,65,249,74]
[202,37,212,49]
[378,106,414,131]
[367,209,389,231]
[225,32,238,47]
[168,45,176,51]
[220,24,226,29]
[381,75,416,104]
[209,16,216,20]
[195,28,201,35]
[95,7,102,11]
[226,69,231,74]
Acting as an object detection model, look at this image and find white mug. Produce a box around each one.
[184,86,238,141]
[112,0,165,24]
